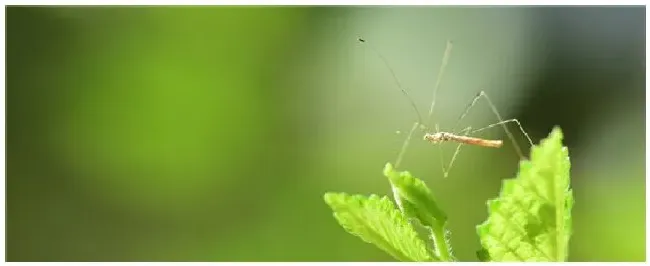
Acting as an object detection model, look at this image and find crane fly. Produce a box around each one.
[357,37,533,178]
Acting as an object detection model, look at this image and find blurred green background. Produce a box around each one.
[7,6,645,262]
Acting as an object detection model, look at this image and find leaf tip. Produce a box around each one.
[550,126,564,139]
[543,126,565,148]
[323,192,345,206]
[383,162,395,177]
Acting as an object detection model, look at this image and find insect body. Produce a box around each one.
[424,132,503,148]
[357,37,534,178]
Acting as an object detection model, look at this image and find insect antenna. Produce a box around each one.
[358,37,433,169]
[357,37,424,127]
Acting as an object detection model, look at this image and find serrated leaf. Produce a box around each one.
[476,127,574,262]
[323,192,435,262]
[383,163,454,261]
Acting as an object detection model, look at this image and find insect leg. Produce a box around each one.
[426,40,454,125]
[470,118,534,148]
[395,122,420,169]
[452,90,532,159]
[440,126,473,178]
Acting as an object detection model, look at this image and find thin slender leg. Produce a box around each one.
[395,122,420,169]
[394,40,453,170]
[470,118,534,148]
[435,123,446,177]
[440,126,472,178]
[426,41,454,126]
[452,90,532,159]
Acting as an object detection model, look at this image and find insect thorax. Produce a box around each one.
[424,132,451,144]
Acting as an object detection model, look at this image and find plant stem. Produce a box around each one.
[430,220,453,261]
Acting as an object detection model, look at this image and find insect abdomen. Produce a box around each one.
[453,136,503,148]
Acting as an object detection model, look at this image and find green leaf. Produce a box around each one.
[323,192,435,262]
[383,163,447,227]
[476,127,574,262]
[383,163,454,261]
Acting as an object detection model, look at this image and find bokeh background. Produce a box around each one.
[7,6,645,262]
